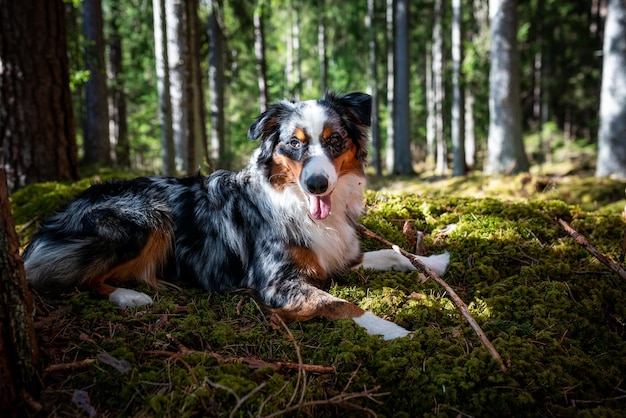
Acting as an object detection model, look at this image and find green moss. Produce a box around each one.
[15,174,626,416]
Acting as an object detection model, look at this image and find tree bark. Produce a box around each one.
[385,0,395,172]
[186,0,208,172]
[432,0,447,175]
[451,0,466,176]
[0,170,40,416]
[208,0,226,168]
[165,0,188,173]
[107,0,130,169]
[486,0,529,174]
[392,0,413,175]
[82,0,111,167]
[596,0,626,177]
[0,0,79,192]
[367,0,382,177]
[254,0,270,113]
[153,0,175,175]
[317,0,328,94]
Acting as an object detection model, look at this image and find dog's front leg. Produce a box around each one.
[260,281,410,340]
[357,249,450,276]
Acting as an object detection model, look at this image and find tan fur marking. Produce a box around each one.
[333,140,363,176]
[273,288,366,322]
[294,128,307,141]
[85,231,172,298]
[269,153,302,190]
[289,246,326,285]
[323,126,333,140]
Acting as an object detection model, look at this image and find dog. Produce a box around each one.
[23,91,449,340]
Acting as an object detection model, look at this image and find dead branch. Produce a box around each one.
[44,359,95,373]
[557,217,626,281]
[358,224,508,372]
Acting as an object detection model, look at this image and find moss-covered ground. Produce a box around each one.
[11,173,626,417]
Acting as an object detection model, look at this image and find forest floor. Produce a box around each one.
[11,163,626,417]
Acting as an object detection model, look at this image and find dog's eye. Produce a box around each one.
[329,132,342,143]
[289,139,302,149]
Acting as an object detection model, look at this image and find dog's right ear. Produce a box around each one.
[248,101,295,166]
[247,101,294,142]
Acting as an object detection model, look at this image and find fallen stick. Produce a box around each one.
[358,224,508,372]
[557,217,626,281]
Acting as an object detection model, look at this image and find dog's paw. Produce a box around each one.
[352,312,411,340]
[109,288,154,308]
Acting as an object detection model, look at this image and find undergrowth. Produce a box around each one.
[10,173,626,417]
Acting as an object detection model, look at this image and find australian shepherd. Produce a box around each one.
[23,92,449,340]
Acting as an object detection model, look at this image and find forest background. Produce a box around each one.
[2,0,625,191]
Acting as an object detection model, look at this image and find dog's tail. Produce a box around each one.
[23,211,173,298]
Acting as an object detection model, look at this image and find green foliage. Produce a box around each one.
[13,175,626,416]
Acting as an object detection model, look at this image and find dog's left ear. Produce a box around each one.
[322,91,372,127]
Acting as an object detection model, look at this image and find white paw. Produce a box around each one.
[352,312,411,340]
[360,249,450,276]
[108,288,154,308]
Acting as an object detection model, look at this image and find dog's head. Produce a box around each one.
[248,92,371,220]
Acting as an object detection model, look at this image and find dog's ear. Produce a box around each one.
[247,101,294,141]
[248,101,295,165]
[322,91,372,127]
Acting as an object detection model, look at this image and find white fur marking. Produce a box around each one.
[353,312,410,340]
[109,288,154,308]
[301,101,327,145]
[359,249,450,276]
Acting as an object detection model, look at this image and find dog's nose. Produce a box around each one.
[305,174,328,194]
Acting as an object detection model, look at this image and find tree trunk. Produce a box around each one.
[451,0,465,176]
[165,0,189,173]
[186,0,208,172]
[432,0,447,175]
[208,0,226,168]
[254,0,270,113]
[0,170,40,416]
[596,0,626,177]
[82,0,111,167]
[464,89,476,170]
[425,47,435,167]
[367,0,382,176]
[153,0,175,175]
[286,2,302,99]
[385,0,395,172]
[317,0,328,94]
[107,0,130,169]
[485,0,529,174]
[0,0,79,192]
[393,0,413,175]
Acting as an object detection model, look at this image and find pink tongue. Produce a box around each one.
[308,194,332,220]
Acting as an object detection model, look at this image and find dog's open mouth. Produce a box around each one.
[308,193,332,220]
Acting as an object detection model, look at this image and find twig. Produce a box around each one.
[358,224,508,372]
[44,358,96,373]
[557,217,626,281]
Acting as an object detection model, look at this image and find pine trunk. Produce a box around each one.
[208,0,226,168]
[82,0,111,167]
[0,0,79,192]
[0,170,39,416]
[451,0,465,176]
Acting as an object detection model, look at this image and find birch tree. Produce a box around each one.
[208,0,226,167]
[485,0,529,174]
[153,0,175,175]
[596,0,626,177]
[451,0,465,176]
